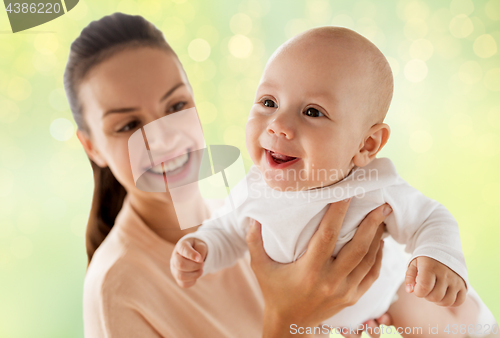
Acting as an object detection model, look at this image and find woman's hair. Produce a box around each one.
[63,13,175,267]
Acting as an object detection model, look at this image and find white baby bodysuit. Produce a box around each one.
[183,157,469,327]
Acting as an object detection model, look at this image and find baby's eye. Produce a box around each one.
[304,107,324,118]
[262,99,277,108]
[118,120,139,133]
[167,101,187,113]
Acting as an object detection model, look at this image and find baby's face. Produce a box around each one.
[246,43,369,191]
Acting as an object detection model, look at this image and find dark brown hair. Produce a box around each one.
[63,13,174,267]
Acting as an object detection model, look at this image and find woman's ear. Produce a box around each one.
[76,129,108,168]
[352,123,391,168]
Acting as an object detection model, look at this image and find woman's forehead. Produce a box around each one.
[79,47,187,114]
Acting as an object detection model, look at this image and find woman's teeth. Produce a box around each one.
[148,152,189,174]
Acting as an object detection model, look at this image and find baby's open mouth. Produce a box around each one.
[266,149,297,164]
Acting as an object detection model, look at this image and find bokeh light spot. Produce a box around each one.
[50,118,75,142]
[223,125,246,149]
[188,38,211,62]
[484,68,500,91]
[409,130,433,153]
[448,113,473,139]
[7,77,31,101]
[196,25,219,46]
[404,59,428,83]
[450,0,474,16]
[409,39,434,60]
[449,14,473,38]
[485,0,500,21]
[197,101,218,124]
[404,18,428,40]
[230,13,252,35]
[458,61,482,84]
[49,88,70,112]
[0,98,20,123]
[161,17,185,41]
[33,53,57,73]
[473,34,497,58]
[228,35,253,58]
[399,0,430,21]
[433,35,462,59]
[34,34,59,55]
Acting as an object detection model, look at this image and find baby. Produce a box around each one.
[171,27,495,333]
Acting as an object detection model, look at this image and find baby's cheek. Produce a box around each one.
[245,120,260,155]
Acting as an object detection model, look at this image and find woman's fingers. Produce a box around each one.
[375,312,393,326]
[346,222,385,285]
[333,203,391,277]
[246,219,273,274]
[363,319,381,338]
[340,332,362,338]
[305,198,352,268]
[356,239,384,296]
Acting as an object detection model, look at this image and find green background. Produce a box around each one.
[0,0,499,337]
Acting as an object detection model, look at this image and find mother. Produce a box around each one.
[64,13,393,337]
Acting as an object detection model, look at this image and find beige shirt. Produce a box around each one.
[83,195,266,338]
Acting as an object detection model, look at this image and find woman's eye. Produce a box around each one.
[168,101,187,113]
[118,120,139,133]
[262,99,277,108]
[304,107,324,118]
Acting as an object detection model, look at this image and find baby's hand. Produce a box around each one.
[170,237,208,288]
[405,256,466,307]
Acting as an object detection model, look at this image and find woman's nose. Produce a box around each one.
[143,118,183,153]
[267,112,294,140]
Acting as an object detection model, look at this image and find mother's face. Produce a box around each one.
[77,46,201,195]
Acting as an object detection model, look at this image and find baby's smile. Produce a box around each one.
[264,148,300,169]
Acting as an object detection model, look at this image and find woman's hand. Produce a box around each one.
[246,198,393,337]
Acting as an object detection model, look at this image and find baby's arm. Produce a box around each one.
[171,192,251,288]
[383,176,468,306]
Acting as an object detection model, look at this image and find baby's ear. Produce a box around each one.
[352,123,390,168]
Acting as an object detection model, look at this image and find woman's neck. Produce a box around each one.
[127,190,210,244]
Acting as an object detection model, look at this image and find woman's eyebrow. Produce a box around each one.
[159,82,185,102]
[102,82,186,119]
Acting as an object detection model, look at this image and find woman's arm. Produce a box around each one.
[246,198,393,338]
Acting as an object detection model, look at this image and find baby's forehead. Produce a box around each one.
[260,27,393,125]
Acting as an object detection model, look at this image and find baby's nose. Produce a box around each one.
[267,118,294,139]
